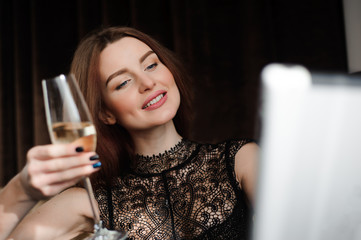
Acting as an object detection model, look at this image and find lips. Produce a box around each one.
[142,90,167,110]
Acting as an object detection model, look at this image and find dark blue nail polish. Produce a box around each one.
[93,162,101,168]
[90,154,99,161]
[75,147,84,152]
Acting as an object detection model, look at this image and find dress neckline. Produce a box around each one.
[136,138,185,160]
[133,138,195,174]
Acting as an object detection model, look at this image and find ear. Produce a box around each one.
[98,109,116,125]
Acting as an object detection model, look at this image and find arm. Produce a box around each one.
[7,187,96,240]
[0,174,38,240]
[234,142,259,206]
[0,143,100,239]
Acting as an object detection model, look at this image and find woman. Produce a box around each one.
[4,27,258,239]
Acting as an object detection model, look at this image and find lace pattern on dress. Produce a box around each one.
[95,138,253,240]
[134,138,193,174]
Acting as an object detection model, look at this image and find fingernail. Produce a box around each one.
[75,147,84,152]
[93,162,101,168]
[89,154,99,161]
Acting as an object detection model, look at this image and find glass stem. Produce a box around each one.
[82,177,100,225]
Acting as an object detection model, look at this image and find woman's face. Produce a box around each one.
[98,37,180,133]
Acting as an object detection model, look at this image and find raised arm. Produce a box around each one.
[234,142,259,206]
[7,187,96,240]
[0,143,100,239]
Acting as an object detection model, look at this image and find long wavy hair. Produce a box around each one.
[70,26,193,185]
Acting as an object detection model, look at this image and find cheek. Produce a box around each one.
[108,102,134,127]
[168,76,180,107]
[175,88,181,109]
[110,98,133,115]
[159,65,176,85]
[167,72,176,85]
[102,94,133,119]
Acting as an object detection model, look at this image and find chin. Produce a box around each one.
[157,112,177,125]
[149,109,177,127]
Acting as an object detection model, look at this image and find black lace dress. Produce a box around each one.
[94,138,253,240]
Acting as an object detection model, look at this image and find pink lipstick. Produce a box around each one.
[142,90,167,110]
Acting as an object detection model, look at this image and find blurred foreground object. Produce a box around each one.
[253,63,361,240]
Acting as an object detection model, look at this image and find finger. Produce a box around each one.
[27,143,88,160]
[40,179,84,197]
[30,152,99,173]
[33,163,101,187]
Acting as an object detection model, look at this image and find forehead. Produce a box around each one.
[98,37,153,78]
[101,37,151,61]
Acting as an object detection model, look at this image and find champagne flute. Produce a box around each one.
[42,74,126,239]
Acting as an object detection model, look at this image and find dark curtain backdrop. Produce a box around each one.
[0,0,347,186]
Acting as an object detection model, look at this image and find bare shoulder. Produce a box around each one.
[54,187,97,216]
[235,142,259,167]
[55,187,92,208]
[8,187,95,240]
[234,142,259,204]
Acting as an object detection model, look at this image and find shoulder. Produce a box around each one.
[212,138,256,158]
[190,138,254,151]
[56,187,89,203]
[51,187,98,221]
[216,138,258,185]
[187,138,255,161]
[234,141,259,204]
[235,141,259,162]
[59,187,94,210]
[234,140,259,178]
[226,138,256,156]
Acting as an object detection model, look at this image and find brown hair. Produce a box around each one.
[70,26,193,185]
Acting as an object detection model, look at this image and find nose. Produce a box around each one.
[138,74,156,93]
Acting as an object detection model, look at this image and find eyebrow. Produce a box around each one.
[139,50,155,64]
[105,50,155,86]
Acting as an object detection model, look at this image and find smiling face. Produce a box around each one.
[98,37,181,133]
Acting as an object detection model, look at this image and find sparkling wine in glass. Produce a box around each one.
[42,74,126,239]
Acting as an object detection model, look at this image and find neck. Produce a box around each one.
[129,121,182,156]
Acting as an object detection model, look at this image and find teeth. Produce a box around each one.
[144,94,164,109]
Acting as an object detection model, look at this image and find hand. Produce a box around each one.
[19,143,101,200]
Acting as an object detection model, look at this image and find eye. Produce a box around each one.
[145,63,158,71]
[115,80,130,90]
